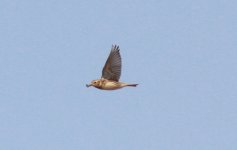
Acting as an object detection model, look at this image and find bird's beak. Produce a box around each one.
[86,84,92,87]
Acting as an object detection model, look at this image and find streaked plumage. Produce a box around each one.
[86,45,138,90]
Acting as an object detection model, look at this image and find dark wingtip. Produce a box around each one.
[112,44,120,51]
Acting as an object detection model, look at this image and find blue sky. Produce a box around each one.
[1,0,237,149]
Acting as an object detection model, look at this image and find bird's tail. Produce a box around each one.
[126,84,138,87]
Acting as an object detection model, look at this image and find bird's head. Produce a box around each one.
[86,80,101,88]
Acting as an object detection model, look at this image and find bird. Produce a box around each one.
[86,45,138,90]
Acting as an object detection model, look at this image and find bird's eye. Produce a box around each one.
[93,81,96,84]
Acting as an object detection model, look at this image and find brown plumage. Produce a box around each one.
[86,45,138,90]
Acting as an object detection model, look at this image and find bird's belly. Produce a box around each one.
[102,82,122,90]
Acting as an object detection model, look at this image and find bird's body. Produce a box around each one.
[87,79,138,90]
[87,45,138,90]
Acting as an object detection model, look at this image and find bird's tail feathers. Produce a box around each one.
[126,84,138,87]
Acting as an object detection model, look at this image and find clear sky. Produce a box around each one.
[1,0,237,150]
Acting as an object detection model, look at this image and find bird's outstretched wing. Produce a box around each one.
[101,45,121,81]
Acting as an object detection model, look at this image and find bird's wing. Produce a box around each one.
[101,45,121,81]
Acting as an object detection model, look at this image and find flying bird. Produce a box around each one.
[86,45,138,90]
